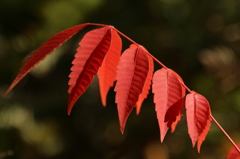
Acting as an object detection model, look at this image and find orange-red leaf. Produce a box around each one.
[5,23,90,95]
[227,143,240,159]
[97,29,122,106]
[68,26,118,114]
[185,92,211,152]
[152,68,185,142]
[114,45,150,133]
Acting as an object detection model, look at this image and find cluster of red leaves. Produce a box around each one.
[4,23,239,156]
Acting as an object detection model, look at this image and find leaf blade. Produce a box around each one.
[152,68,185,142]
[114,45,150,133]
[5,23,90,95]
[185,92,211,152]
[68,26,113,114]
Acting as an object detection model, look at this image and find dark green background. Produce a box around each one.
[1,0,240,158]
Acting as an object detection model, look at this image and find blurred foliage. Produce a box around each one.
[1,0,240,158]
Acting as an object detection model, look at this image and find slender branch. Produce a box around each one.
[179,80,192,93]
[113,27,138,45]
[210,114,240,153]
[147,53,168,69]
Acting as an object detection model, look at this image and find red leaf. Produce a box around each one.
[185,92,211,152]
[114,45,150,133]
[227,143,240,159]
[5,23,90,95]
[68,26,119,114]
[97,29,122,106]
[152,68,185,142]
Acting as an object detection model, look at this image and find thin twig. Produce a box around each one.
[210,114,240,153]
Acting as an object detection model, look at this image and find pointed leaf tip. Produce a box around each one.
[117,105,133,134]
[67,101,74,115]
